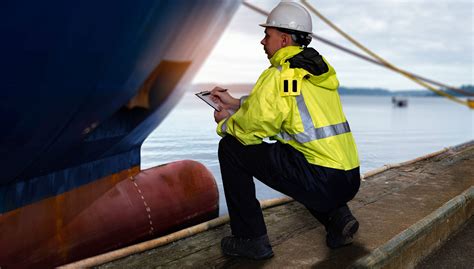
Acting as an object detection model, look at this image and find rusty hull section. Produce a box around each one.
[0,160,218,268]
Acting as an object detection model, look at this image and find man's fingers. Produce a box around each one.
[211,86,225,95]
[210,91,221,98]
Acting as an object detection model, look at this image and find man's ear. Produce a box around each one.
[281,33,291,47]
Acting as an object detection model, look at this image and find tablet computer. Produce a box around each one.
[195,91,221,111]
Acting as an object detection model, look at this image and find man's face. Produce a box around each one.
[261,28,286,59]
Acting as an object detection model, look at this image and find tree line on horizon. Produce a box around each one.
[192,83,474,97]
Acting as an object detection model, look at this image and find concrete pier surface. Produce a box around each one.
[97,141,473,268]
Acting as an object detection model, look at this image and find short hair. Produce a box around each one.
[277,28,312,47]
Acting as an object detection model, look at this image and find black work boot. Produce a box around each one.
[221,234,274,260]
[326,208,359,249]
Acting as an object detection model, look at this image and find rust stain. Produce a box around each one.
[0,161,220,267]
[0,166,140,267]
[54,194,67,261]
[126,60,191,110]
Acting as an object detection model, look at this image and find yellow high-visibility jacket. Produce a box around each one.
[217,46,359,171]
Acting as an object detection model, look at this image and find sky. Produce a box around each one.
[193,0,473,91]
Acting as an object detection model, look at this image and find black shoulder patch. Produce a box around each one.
[287,48,329,76]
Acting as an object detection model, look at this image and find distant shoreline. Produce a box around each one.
[192,83,474,97]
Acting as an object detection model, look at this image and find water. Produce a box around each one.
[141,92,473,215]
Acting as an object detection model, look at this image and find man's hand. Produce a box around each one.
[214,107,231,123]
[210,87,240,111]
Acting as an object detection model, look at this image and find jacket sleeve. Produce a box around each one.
[216,68,290,145]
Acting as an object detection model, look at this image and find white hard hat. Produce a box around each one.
[259,0,313,34]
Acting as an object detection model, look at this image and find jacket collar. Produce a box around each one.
[269,46,303,67]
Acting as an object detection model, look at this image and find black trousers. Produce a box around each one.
[218,135,360,238]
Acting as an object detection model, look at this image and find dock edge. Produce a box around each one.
[351,186,474,269]
[61,140,474,268]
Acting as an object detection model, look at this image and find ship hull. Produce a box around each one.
[0,0,239,267]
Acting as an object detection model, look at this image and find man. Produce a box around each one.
[211,0,360,260]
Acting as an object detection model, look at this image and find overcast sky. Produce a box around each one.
[193,0,473,91]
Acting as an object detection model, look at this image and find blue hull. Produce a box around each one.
[0,1,239,212]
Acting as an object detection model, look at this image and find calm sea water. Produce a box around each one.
[141,92,473,215]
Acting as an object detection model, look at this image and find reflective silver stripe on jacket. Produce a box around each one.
[278,90,351,143]
[278,121,351,143]
[221,118,228,133]
[275,65,351,143]
[240,95,249,107]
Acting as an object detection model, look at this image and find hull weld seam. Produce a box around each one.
[130,176,155,235]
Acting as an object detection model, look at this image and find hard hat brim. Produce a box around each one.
[259,23,312,34]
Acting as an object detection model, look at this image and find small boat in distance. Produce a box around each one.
[392,96,409,107]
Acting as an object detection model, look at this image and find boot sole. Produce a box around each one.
[327,219,359,249]
[223,250,274,260]
[342,219,359,237]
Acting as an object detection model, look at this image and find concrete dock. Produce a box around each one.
[96,141,473,268]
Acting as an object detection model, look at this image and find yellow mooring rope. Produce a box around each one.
[242,1,470,107]
[242,1,473,98]
[299,0,469,107]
